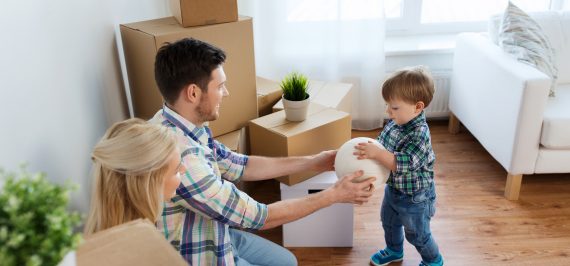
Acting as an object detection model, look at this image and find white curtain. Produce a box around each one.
[239,0,386,130]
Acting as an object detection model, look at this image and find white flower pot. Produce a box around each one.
[282,95,310,122]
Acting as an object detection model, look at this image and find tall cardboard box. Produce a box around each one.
[281,171,353,247]
[256,76,283,117]
[120,16,257,137]
[273,80,353,115]
[76,219,186,266]
[169,0,238,27]
[249,103,351,185]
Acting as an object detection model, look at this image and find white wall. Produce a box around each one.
[0,1,170,214]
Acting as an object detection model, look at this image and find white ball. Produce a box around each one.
[334,137,391,183]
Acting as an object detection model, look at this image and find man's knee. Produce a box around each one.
[275,246,297,266]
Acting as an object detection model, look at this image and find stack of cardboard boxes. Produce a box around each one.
[248,81,355,247]
[120,0,255,148]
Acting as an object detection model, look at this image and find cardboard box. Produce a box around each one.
[214,127,248,154]
[256,76,283,117]
[76,219,186,266]
[281,171,353,247]
[249,103,351,185]
[169,0,238,27]
[120,16,258,137]
[273,80,353,115]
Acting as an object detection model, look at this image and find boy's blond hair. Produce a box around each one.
[382,66,435,107]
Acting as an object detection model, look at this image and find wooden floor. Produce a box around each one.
[247,120,570,266]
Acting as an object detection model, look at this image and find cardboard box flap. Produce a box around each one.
[311,82,352,107]
[256,76,283,116]
[215,129,240,150]
[257,76,281,97]
[214,127,248,154]
[122,16,251,37]
[169,0,183,25]
[280,171,339,190]
[273,80,325,110]
[121,17,178,35]
[273,80,353,115]
[307,80,326,95]
[273,109,349,137]
[77,219,186,266]
[251,103,328,129]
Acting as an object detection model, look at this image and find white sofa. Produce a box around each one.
[449,11,570,200]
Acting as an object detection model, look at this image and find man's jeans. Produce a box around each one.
[381,184,441,263]
[230,228,297,266]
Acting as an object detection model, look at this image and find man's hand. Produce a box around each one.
[328,170,376,205]
[309,150,337,172]
[261,170,376,229]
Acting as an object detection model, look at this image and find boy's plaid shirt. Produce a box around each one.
[377,111,435,195]
[150,105,268,266]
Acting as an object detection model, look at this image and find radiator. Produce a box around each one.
[424,71,451,118]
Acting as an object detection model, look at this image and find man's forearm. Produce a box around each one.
[241,155,312,182]
[260,189,335,230]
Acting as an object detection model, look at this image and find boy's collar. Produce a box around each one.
[396,111,426,131]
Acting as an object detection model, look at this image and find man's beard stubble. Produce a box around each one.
[196,95,218,122]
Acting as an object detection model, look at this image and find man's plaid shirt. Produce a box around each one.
[377,111,435,195]
[150,105,268,266]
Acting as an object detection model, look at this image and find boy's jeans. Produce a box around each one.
[381,184,441,263]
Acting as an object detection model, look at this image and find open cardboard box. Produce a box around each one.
[75,219,186,266]
[249,103,351,185]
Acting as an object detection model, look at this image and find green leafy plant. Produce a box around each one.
[280,72,309,101]
[0,166,82,266]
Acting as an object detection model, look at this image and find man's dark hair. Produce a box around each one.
[154,38,226,105]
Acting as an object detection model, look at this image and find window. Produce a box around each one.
[386,0,567,35]
[286,0,384,22]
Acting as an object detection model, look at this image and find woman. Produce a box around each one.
[84,118,184,235]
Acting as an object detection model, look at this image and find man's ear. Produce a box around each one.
[415,101,425,113]
[183,84,201,103]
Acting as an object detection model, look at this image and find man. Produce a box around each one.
[150,38,375,266]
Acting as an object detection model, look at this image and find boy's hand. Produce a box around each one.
[353,141,382,160]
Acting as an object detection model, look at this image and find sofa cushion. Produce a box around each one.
[499,2,558,96]
[557,11,570,84]
[489,10,570,83]
[530,11,570,85]
[541,84,570,149]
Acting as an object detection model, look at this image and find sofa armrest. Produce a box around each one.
[450,33,551,174]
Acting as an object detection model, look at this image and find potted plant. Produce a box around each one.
[0,166,82,266]
[280,71,310,121]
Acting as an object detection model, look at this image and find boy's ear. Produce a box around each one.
[415,101,425,112]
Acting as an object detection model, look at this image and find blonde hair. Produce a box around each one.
[84,118,177,236]
[382,66,435,107]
